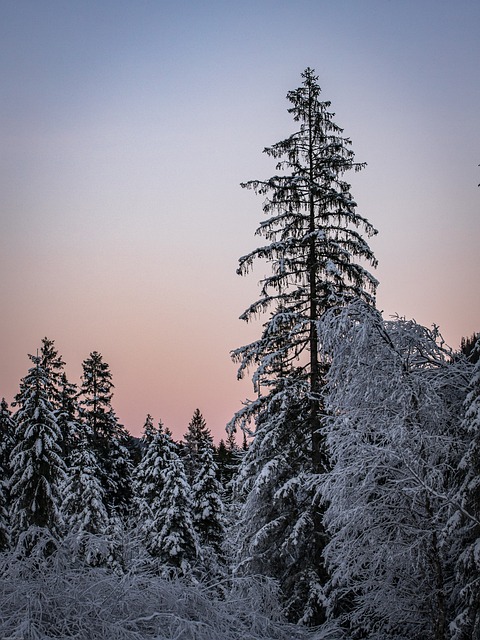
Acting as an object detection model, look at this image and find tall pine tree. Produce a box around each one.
[231,68,378,624]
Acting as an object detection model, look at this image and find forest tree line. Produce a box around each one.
[0,340,243,575]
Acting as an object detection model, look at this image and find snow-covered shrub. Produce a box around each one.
[0,541,320,640]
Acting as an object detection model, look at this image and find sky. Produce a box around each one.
[1,0,479,441]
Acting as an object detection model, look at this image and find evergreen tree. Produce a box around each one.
[148,431,198,576]
[183,409,211,483]
[10,354,66,552]
[128,414,157,479]
[106,422,134,517]
[0,397,16,460]
[141,413,158,447]
[215,432,242,488]
[215,439,228,479]
[0,398,14,550]
[234,67,377,451]
[62,427,110,566]
[450,337,480,639]
[132,418,168,545]
[192,437,226,559]
[39,337,65,408]
[55,373,80,460]
[231,68,377,624]
[14,338,65,413]
[460,332,480,364]
[78,352,133,517]
[0,470,8,552]
[233,378,318,622]
[78,351,114,443]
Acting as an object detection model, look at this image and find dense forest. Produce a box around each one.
[1,69,479,640]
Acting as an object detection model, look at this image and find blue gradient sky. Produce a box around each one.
[1,0,479,439]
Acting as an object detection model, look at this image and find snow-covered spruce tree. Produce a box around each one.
[10,354,66,553]
[460,333,480,364]
[132,418,168,547]
[0,477,8,552]
[15,337,74,458]
[449,337,480,640]
[147,430,199,577]
[183,408,212,483]
[230,68,377,624]
[55,373,81,460]
[192,435,226,562]
[13,338,65,416]
[140,413,158,447]
[216,431,244,493]
[78,351,133,517]
[15,338,75,460]
[0,398,14,550]
[318,301,468,640]
[183,410,228,568]
[61,426,110,566]
[39,337,65,404]
[0,397,15,461]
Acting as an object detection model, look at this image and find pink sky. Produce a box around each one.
[1,1,479,440]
